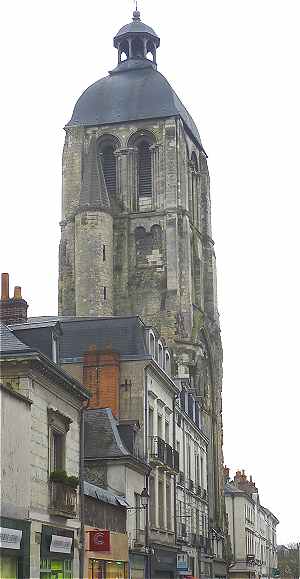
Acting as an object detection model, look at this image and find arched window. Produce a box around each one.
[138,140,152,197]
[97,137,119,196]
[128,131,156,210]
[132,37,145,59]
[191,151,199,224]
[146,40,156,63]
[118,40,129,63]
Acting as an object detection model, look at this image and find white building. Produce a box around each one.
[174,373,211,579]
[224,468,279,579]
[0,322,89,579]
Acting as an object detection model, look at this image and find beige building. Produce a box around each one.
[12,314,180,578]
[0,288,89,579]
[224,468,279,579]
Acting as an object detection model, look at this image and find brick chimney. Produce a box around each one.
[234,469,258,494]
[83,345,120,417]
[0,273,28,324]
[224,465,230,482]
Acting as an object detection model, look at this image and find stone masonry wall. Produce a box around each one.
[75,210,113,316]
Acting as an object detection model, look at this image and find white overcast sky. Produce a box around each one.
[1,0,299,544]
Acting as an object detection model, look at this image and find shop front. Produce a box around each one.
[129,553,146,579]
[40,525,74,579]
[85,527,129,579]
[151,545,177,579]
[0,517,30,579]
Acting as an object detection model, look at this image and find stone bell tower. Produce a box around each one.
[58,8,226,556]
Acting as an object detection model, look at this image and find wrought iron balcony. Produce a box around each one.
[149,436,179,473]
[49,481,77,518]
[177,471,185,486]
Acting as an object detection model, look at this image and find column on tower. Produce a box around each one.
[74,134,113,317]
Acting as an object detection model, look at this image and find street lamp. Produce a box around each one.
[126,486,151,579]
[142,487,151,579]
[140,487,150,509]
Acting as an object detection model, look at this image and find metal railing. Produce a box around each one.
[49,481,77,517]
[149,436,179,473]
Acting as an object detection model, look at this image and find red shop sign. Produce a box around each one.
[89,530,110,552]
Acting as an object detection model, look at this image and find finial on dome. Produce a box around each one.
[133,1,141,21]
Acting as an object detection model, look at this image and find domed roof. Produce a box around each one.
[113,10,160,46]
[114,20,159,42]
[67,61,202,147]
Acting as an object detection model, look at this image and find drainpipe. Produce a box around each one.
[231,495,236,560]
[144,366,150,579]
[172,395,177,544]
[79,404,85,579]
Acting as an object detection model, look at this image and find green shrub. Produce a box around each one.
[49,469,67,483]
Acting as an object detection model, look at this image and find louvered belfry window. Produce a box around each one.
[101,145,116,194]
[138,141,152,197]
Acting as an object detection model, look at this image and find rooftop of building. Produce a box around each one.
[0,322,90,401]
[67,9,203,149]
[11,314,150,361]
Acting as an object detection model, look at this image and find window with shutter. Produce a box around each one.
[101,145,116,194]
[138,141,152,196]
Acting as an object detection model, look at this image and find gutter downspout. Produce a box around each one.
[232,495,236,560]
[79,404,85,579]
[144,365,150,579]
[173,395,177,545]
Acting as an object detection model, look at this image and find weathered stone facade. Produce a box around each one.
[58,8,226,571]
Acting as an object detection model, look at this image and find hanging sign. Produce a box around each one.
[89,530,110,552]
[0,527,22,550]
[50,535,73,554]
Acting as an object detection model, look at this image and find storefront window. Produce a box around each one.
[40,559,72,578]
[0,555,18,579]
[88,560,128,579]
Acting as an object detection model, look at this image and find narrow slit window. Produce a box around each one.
[103,245,106,261]
[103,286,107,300]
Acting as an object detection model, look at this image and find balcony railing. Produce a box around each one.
[149,436,179,473]
[49,481,77,518]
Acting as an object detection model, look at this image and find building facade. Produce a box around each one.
[224,468,279,579]
[58,9,226,575]
[0,278,90,579]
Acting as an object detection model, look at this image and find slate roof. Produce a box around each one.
[114,18,159,43]
[11,315,148,362]
[84,481,129,507]
[84,408,130,459]
[79,135,111,211]
[224,482,244,495]
[67,63,202,148]
[58,316,148,361]
[0,323,31,354]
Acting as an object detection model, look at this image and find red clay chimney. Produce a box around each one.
[83,347,120,417]
[0,273,28,324]
[1,273,9,301]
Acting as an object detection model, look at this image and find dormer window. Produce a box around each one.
[165,351,171,375]
[158,341,164,367]
[149,331,155,357]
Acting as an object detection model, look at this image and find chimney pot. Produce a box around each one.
[1,273,9,301]
[14,286,22,300]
